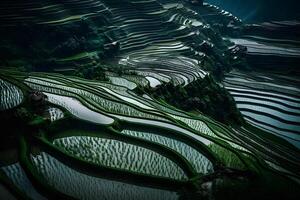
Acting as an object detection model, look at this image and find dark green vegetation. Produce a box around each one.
[151,76,243,125]
[0,18,107,72]
[0,0,300,200]
[1,71,299,200]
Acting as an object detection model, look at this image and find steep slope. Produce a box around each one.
[0,1,300,199]
[1,70,300,199]
[223,20,300,148]
[0,0,236,73]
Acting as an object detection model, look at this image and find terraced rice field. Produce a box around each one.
[107,76,138,90]
[45,93,115,125]
[47,107,64,122]
[1,0,235,84]
[121,129,214,174]
[2,163,46,200]
[53,136,187,180]
[0,0,299,199]
[224,24,300,150]
[1,69,299,199]
[0,0,240,87]
[0,0,111,27]
[224,70,300,148]
[0,79,23,111]
[227,24,300,70]
[31,152,179,200]
[228,38,300,57]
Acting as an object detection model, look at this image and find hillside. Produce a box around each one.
[0,0,299,200]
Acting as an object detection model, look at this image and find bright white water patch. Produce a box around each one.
[225,70,300,148]
[98,86,155,110]
[170,115,216,137]
[229,92,300,109]
[245,118,300,148]
[234,96,300,115]
[0,79,23,111]
[53,136,187,180]
[229,38,300,56]
[122,75,149,87]
[27,77,162,120]
[242,111,300,133]
[163,3,182,9]
[110,115,212,146]
[191,21,203,27]
[237,104,300,124]
[31,153,179,200]
[121,130,214,174]
[26,77,65,86]
[226,77,300,93]
[45,93,114,125]
[147,9,167,15]
[142,94,153,100]
[136,71,171,83]
[170,115,248,151]
[146,76,161,88]
[48,107,64,122]
[2,163,46,200]
[108,76,137,90]
[226,86,300,103]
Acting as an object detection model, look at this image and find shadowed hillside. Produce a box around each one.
[0,1,300,200]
